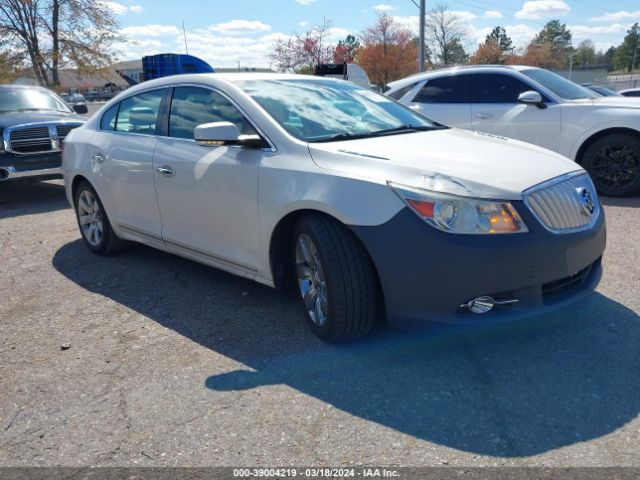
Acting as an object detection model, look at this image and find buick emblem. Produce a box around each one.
[576,187,595,216]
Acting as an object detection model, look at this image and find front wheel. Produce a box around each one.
[582,133,640,197]
[74,181,125,255]
[293,215,377,342]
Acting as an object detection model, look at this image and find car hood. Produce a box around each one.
[307,128,581,201]
[582,96,640,108]
[0,111,84,129]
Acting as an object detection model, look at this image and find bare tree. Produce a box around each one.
[424,3,467,65]
[0,0,122,87]
[270,18,336,73]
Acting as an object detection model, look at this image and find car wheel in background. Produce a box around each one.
[293,215,377,342]
[74,180,125,255]
[582,133,640,197]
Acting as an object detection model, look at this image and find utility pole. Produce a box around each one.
[419,0,426,72]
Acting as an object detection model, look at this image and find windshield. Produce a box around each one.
[0,88,72,113]
[237,79,440,142]
[521,69,598,100]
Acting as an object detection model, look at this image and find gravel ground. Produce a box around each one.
[0,179,639,467]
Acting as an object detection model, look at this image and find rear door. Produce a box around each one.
[470,73,561,152]
[406,74,473,128]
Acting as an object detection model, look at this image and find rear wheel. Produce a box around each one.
[74,181,125,255]
[582,133,640,197]
[293,215,377,342]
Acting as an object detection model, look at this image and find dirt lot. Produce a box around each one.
[1,179,639,467]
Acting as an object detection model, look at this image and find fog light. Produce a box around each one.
[461,296,519,314]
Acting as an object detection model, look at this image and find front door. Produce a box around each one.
[153,86,263,271]
[407,74,473,128]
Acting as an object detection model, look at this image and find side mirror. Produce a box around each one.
[194,121,266,148]
[517,91,546,109]
[73,103,88,114]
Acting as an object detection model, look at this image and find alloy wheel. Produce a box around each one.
[589,143,640,192]
[295,233,328,327]
[77,190,104,247]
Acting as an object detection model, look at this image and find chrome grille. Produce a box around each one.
[9,127,52,154]
[56,124,79,141]
[524,172,600,234]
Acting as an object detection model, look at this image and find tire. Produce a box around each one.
[292,214,377,342]
[74,180,125,255]
[581,133,640,197]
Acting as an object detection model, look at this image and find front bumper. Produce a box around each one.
[0,152,63,181]
[350,202,606,327]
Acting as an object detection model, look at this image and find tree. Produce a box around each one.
[425,3,467,65]
[0,0,121,88]
[486,26,513,52]
[469,39,504,65]
[270,18,336,73]
[506,41,556,68]
[334,34,360,63]
[533,20,573,68]
[357,14,417,87]
[444,38,468,64]
[0,50,19,83]
[574,40,596,68]
[613,23,640,72]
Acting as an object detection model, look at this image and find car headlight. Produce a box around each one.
[389,182,528,234]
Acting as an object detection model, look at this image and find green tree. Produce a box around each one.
[574,40,596,68]
[486,26,513,52]
[442,38,468,65]
[534,20,573,67]
[613,23,640,72]
[334,34,361,63]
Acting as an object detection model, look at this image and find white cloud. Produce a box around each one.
[515,0,570,20]
[569,23,629,39]
[102,1,142,15]
[299,20,309,27]
[504,24,538,47]
[295,0,316,5]
[373,4,394,12]
[209,20,271,35]
[451,10,477,22]
[121,24,181,37]
[588,10,640,22]
[484,10,503,19]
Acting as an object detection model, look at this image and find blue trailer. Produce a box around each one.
[141,54,214,81]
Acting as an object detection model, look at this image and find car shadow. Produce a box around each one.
[0,180,69,219]
[52,239,640,458]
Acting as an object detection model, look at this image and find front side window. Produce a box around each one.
[520,68,597,100]
[237,79,439,142]
[412,75,472,104]
[115,90,165,134]
[100,103,118,131]
[475,73,543,103]
[388,83,416,100]
[168,86,256,140]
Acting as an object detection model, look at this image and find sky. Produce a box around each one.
[106,0,640,68]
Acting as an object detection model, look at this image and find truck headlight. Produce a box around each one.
[389,182,528,234]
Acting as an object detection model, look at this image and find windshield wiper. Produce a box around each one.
[316,124,440,143]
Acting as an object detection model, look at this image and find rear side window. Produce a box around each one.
[100,103,118,131]
[475,74,545,103]
[168,86,256,140]
[412,75,472,103]
[115,90,165,134]
[388,83,415,100]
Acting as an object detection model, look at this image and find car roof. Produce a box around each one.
[0,84,51,91]
[387,65,539,90]
[619,88,640,93]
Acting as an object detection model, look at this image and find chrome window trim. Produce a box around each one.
[522,170,601,234]
[2,120,83,155]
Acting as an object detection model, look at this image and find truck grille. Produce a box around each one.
[5,123,82,155]
[523,172,600,234]
[9,127,52,154]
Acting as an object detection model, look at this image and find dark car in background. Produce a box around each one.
[0,85,86,183]
[581,83,621,97]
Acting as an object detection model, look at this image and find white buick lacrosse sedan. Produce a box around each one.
[63,74,605,341]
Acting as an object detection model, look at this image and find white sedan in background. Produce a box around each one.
[387,65,640,197]
[63,74,605,341]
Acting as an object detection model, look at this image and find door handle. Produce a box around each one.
[92,153,106,163]
[156,166,176,177]
[475,113,493,120]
